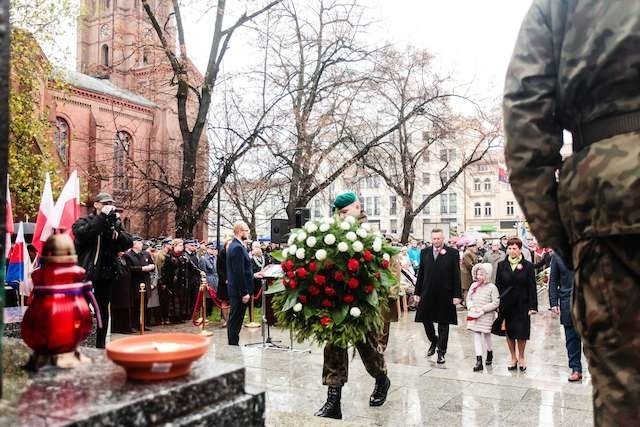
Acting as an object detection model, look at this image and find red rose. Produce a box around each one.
[324,286,336,297]
[309,261,318,272]
[375,272,381,280]
[298,295,308,304]
[363,250,373,262]
[321,299,333,308]
[364,284,374,293]
[320,316,331,326]
[347,258,360,272]
[286,270,295,279]
[347,278,359,289]
[334,271,344,282]
[343,294,355,304]
[309,285,321,296]
[381,259,390,269]
[314,274,327,286]
[289,279,298,289]
[296,267,308,278]
[285,259,294,270]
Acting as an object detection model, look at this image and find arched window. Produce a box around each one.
[114,131,131,190]
[473,178,481,192]
[142,48,150,65]
[484,202,492,217]
[474,202,481,217]
[102,0,111,9]
[483,178,491,192]
[54,117,70,165]
[102,44,110,67]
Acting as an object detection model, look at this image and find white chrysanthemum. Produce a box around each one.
[324,234,336,245]
[383,253,390,261]
[295,248,306,259]
[296,231,307,242]
[372,239,382,252]
[352,241,364,252]
[374,230,383,237]
[287,233,296,245]
[319,223,330,232]
[346,231,357,241]
[304,222,318,233]
[293,303,303,312]
[356,228,368,238]
[361,223,371,231]
[306,236,317,248]
[337,242,349,252]
[315,249,327,261]
[326,217,335,225]
[282,248,289,258]
[345,215,356,224]
[288,244,297,254]
[340,221,351,230]
[349,307,361,317]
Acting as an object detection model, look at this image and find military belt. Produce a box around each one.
[573,110,640,151]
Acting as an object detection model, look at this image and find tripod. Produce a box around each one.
[245,278,310,353]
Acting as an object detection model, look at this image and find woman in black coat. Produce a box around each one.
[495,237,538,371]
[110,253,133,333]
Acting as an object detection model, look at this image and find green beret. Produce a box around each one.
[333,191,358,210]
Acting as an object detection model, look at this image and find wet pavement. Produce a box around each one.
[111,293,593,426]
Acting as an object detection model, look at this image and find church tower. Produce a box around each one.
[76,0,176,99]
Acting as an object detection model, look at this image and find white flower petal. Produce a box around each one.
[352,241,363,252]
[315,249,327,261]
[337,242,349,252]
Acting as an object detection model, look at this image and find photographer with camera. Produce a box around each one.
[73,192,133,348]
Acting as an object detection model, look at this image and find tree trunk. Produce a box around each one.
[400,209,415,244]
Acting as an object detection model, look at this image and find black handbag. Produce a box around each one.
[491,286,513,336]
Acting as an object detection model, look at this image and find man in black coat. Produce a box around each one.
[72,192,133,348]
[124,236,155,331]
[226,221,253,345]
[414,228,462,364]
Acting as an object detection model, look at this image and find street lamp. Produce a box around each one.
[215,159,226,247]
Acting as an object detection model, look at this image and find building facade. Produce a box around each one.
[43,0,208,238]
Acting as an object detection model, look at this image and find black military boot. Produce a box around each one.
[486,351,493,366]
[427,338,438,356]
[369,375,391,407]
[314,386,342,419]
[473,356,483,372]
[437,351,446,364]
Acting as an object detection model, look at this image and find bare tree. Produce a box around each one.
[361,47,501,243]
[256,0,464,226]
[140,0,282,237]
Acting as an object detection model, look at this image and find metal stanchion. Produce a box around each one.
[139,283,146,335]
[197,274,213,337]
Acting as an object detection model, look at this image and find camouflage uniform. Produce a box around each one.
[503,2,640,425]
[322,210,393,386]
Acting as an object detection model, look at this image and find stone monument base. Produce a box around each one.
[0,338,264,426]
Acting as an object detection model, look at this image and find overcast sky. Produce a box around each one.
[52,0,532,100]
[178,0,533,101]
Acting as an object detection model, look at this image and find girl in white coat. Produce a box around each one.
[466,263,500,371]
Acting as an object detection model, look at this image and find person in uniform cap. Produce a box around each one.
[198,242,219,317]
[315,191,393,420]
[504,2,640,424]
[72,192,133,347]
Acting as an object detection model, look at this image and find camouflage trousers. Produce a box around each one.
[572,236,640,426]
[322,322,390,387]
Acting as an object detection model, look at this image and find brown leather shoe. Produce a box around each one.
[568,371,583,382]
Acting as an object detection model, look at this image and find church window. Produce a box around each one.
[102,44,110,67]
[114,131,131,190]
[54,117,70,165]
[142,48,150,65]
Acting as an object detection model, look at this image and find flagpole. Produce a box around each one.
[0,0,11,399]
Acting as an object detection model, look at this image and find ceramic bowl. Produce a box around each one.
[106,333,210,381]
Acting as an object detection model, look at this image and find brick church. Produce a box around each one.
[45,0,208,239]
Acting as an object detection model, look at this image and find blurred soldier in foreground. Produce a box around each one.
[503,2,640,425]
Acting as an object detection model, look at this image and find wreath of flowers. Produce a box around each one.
[268,215,399,348]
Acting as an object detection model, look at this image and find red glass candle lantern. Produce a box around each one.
[21,234,101,356]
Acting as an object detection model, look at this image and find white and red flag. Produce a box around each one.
[5,174,14,259]
[31,172,55,255]
[51,170,80,237]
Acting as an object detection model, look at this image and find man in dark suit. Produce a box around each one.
[226,221,253,345]
[414,228,462,364]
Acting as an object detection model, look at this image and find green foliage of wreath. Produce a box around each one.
[268,216,399,348]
